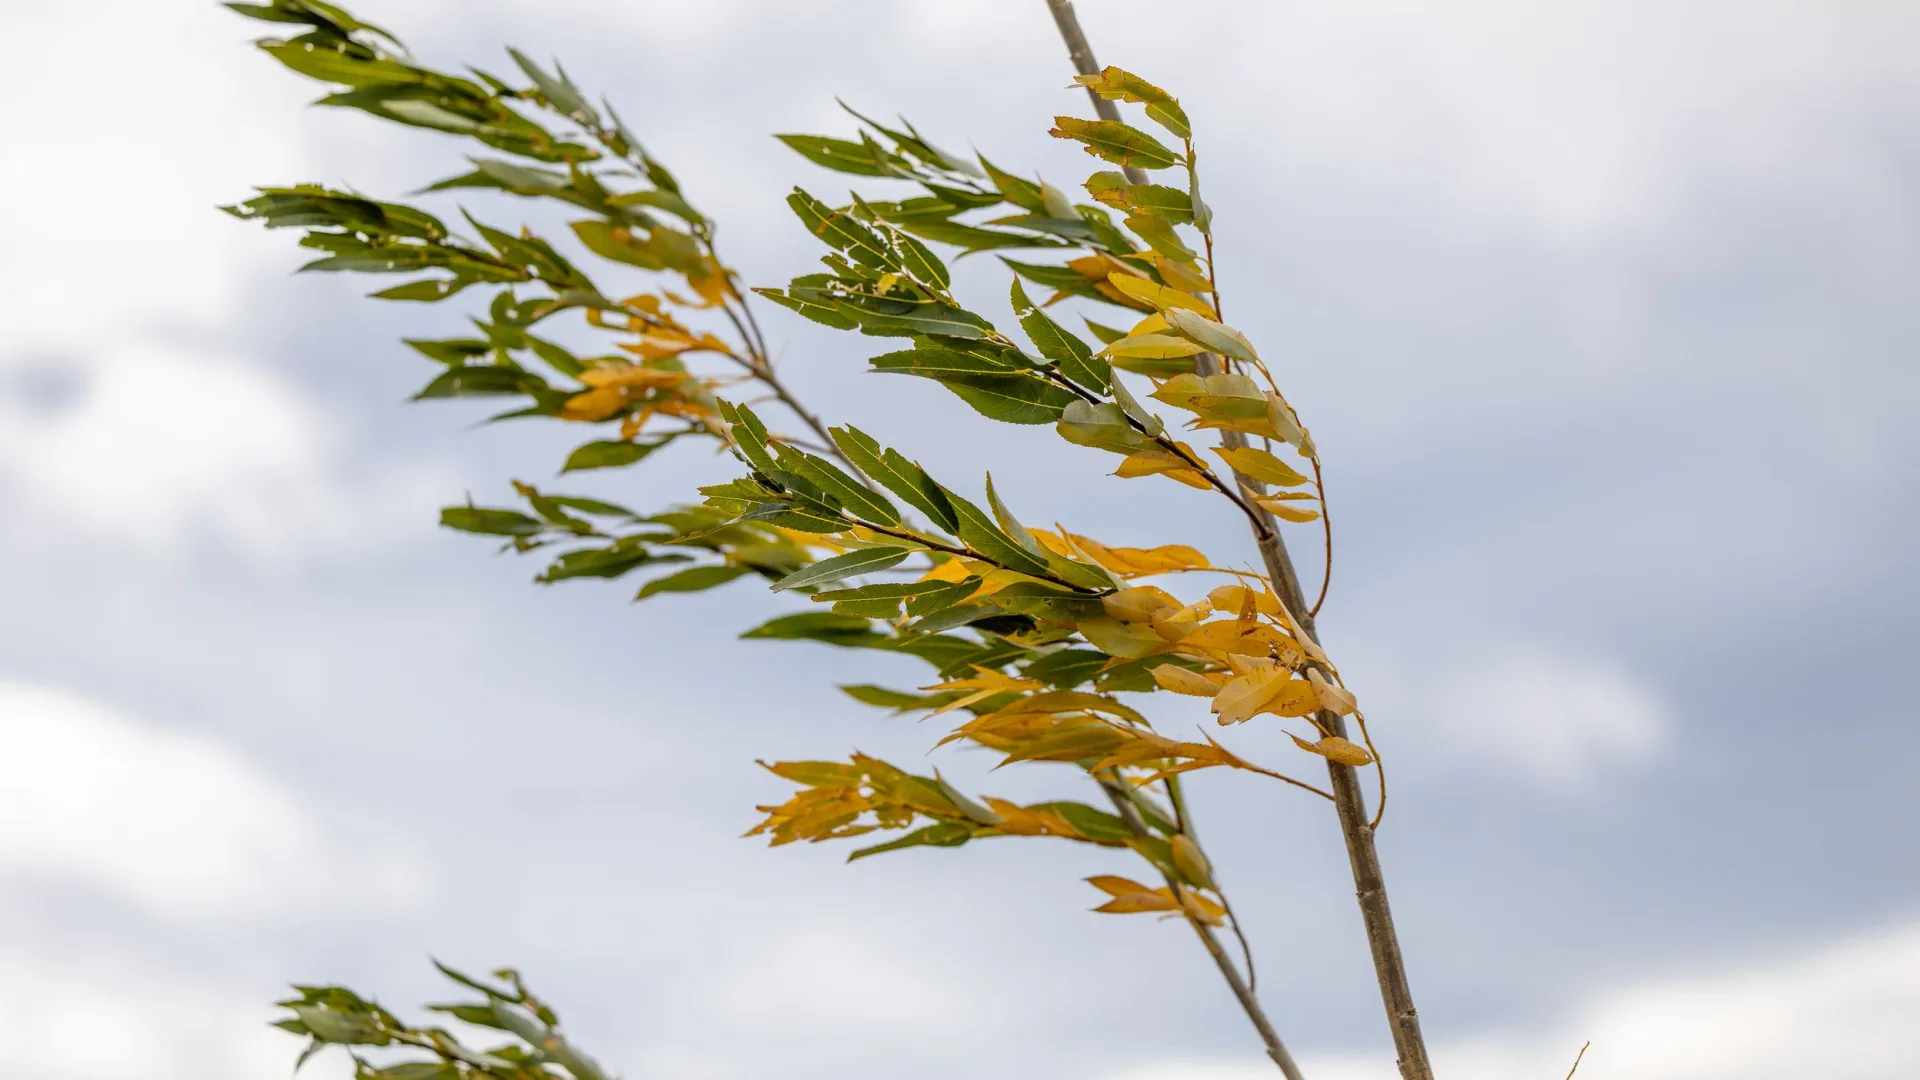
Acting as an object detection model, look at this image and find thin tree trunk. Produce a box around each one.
[1042,4,1436,1077]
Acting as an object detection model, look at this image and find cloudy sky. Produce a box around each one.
[2,1,1917,1078]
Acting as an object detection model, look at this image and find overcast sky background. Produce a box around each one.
[2,1,1917,1078]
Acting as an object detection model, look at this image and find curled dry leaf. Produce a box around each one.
[1291,733,1373,767]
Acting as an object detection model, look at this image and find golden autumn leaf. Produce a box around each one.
[1292,734,1374,766]
[1154,256,1214,295]
[1102,586,1178,622]
[1078,616,1175,659]
[1096,892,1183,915]
[1212,446,1310,488]
[1105,273,1216,317]
[1087,874,1157,898]
[1170,834,1217,890]
[1308,669,1358,715]
[1128,311,1171,336]
[1063,534,1209,578]
[1148,600,1213,641]
[1150,664,1225,696]
[922,667,1046,716]
[1251,491,1321,523]
[557,385,632,422]
[1211,662,1291,724]
[1206,583,1282,618]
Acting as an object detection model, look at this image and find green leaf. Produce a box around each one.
[788,188,893,269]
[717,400,777,473]
[1084,318,1127,345]
[899,219,1072,253]
[773,446,900,526]
[1048,117,1179,170]
[848,821,973,860]
[840,684,944,711]
[977,156,1045,211]
[1072,67,1192,139]
[936,374,1075,425]
[1109,376,1166,437]
[770,546,913,592]
[440,506,543,536]
[1011,278,1109,393]
[370,277,470,301]
[1021,648,1109,688]
[636,564,751,599]
[507,48,596,122]
[1161,308,1259,365]
[776,134,895,176]
[1084,173,1195,223]
[869,345,1021,377]
[827,426,959,534]
[561,439,667,473]
[942,487,1052,578]
[742,612,887,645]
[405,338,492,364]
[893,232,951,290]
[569,219,665,270]
[1056,400,1152,455]
[983,473,1045,558]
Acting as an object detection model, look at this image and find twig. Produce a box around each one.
[1038,4,1437,1075]
[1309,457,1332,617]
[1096,775,1305,1080]
[1563,1041,1590,1080]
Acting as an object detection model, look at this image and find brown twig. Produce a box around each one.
[1096,775,1305,1080]
[1039,5,1436,1076]
[1563,1042,1590,1079]
[1309,457,1332,617]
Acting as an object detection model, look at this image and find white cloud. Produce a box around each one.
[1213,0,1920,242]
[1120,916,1920,1080]
[0,341,447,555]
[1425,646,1670,786]
[705,922,989,1038]
[0,939,332,1080]
[0,680,425,922]
[0,0,446,557]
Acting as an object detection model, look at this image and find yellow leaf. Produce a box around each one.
[1150,664,1225,696]
[1095,892,1182,915]
[577,365,690,390]
[1170,834,1217,890]
[1102,334,1207,360]
[1211,663,1291,724]
[1128,312,1171,336]
[1078,616,1175,659]
[1068,535,1209,578]
[1206,584,1281,617]
[1149,600,1213,641]
[685,258,735,307]
[1292,733,1373,766]
[1308,669,1358,715]
[1086,874,1156,898]
[1251,492,1321,523]
[1176,888,1227,926]
[921,667,1046,716]
[1154,256,1214,295]
[1260,679,1321,718]
[1212,446,1310,488]
[1114,447,1191,478]
[1105,273,1217,317]
[1102,586,1178,623]
[558,385,631,422]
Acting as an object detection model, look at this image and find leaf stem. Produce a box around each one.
[1095,772,1305,1080]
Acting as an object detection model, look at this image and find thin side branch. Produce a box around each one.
[1097,777,1306,1080]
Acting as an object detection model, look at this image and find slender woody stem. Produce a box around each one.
[1097,776,1305,1080]
[1042,4,1436,1078]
